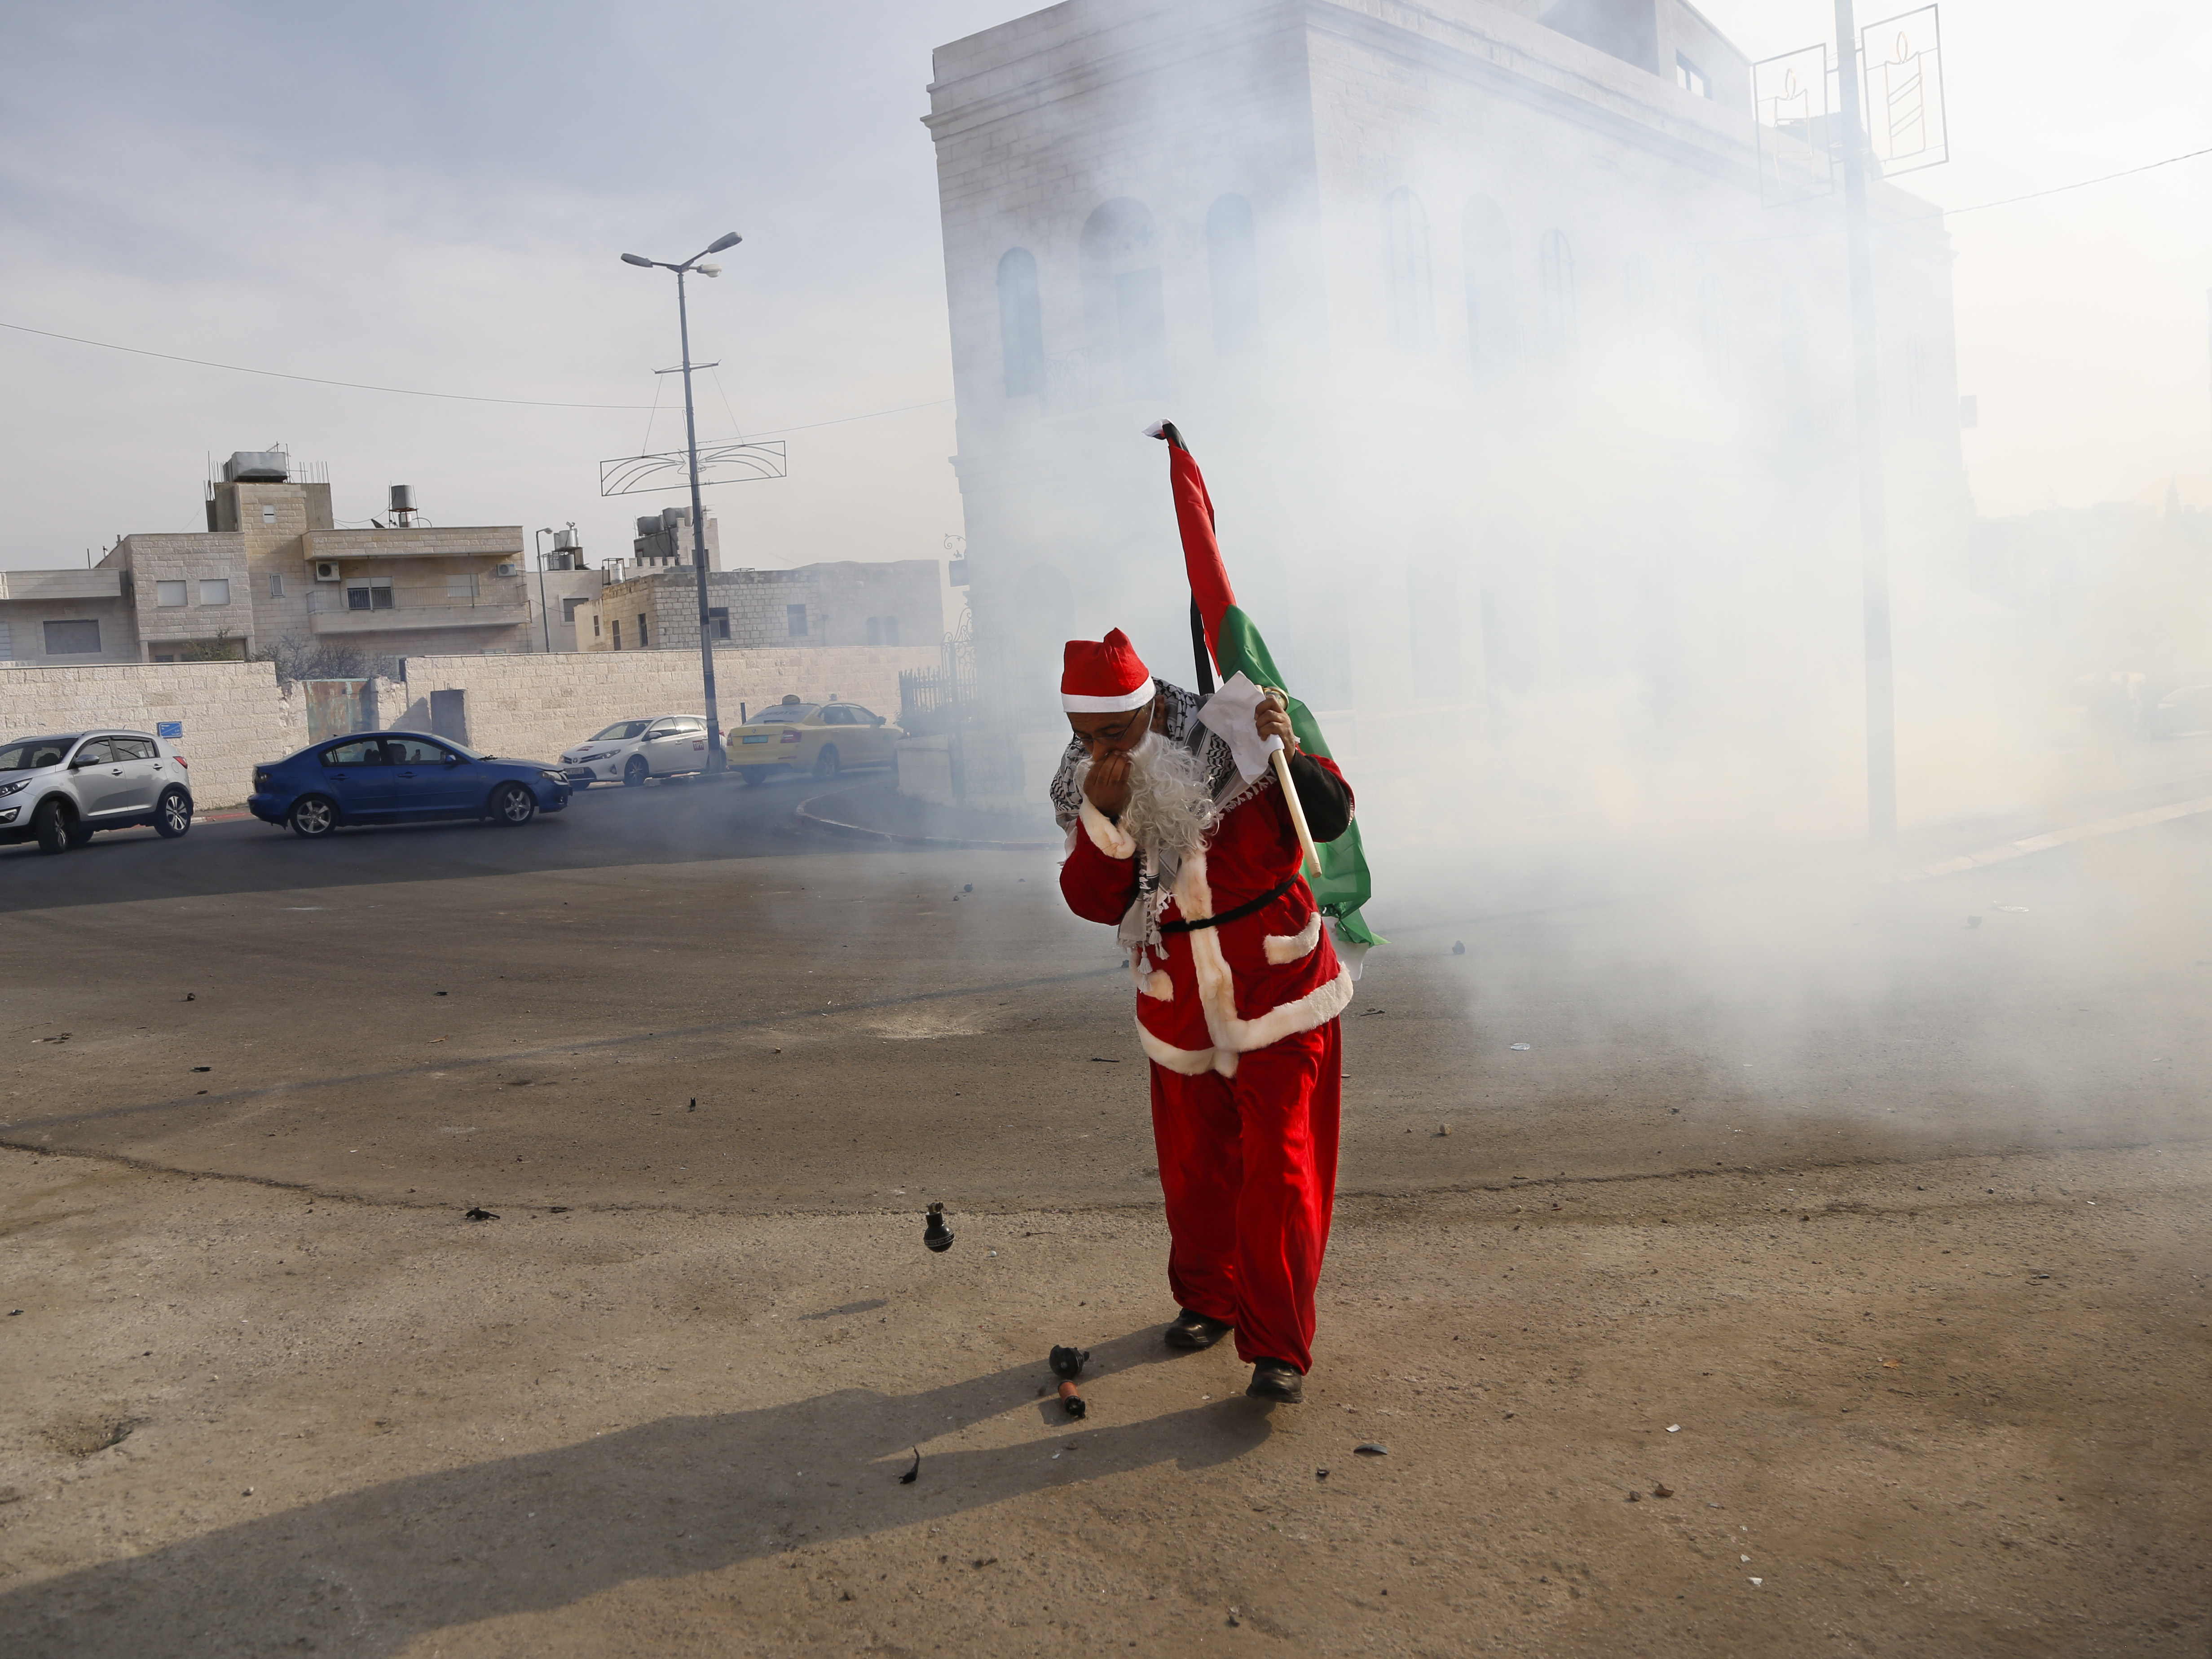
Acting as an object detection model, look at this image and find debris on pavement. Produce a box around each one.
[183,993,194,1001]
[1354,1442,1388,1456]
[1627,1490,1642,1501]
[923,1202,955,1253]
[1667,1424,1681,1432]
[1436,1123,1450,1136]
[1049,1346,1090,1380]
[464,1207,500,1221]
[1966,915,1982,929]
[1451,941,1466,955]
[1058,1381,1087,1419]
[1316,1468,1329,1479]
[688,1098,697,1111]
[1652,1483,1675,1498]
[1510,1043,1531,1052]
[191,1066,211,1072]
[1995,904,2029,913]
[899,1447,920,1484]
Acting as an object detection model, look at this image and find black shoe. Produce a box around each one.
[1246,1359,1304,1403]
[1163,1308,1234,1350]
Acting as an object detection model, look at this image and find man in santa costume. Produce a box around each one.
[1052,628,1355,1403]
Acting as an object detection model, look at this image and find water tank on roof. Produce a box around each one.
[223,450,289,483]
[552,529,581,553]
[388,485,416,515]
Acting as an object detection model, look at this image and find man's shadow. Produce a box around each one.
[0,1329,1269,1657]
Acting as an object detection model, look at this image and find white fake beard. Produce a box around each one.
[1082,729,1219,865]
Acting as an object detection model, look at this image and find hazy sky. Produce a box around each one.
[1,0,2204,573]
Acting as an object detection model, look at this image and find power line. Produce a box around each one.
[1694,140,2212,246]
[0,317,954,435]
[0,319,655,408]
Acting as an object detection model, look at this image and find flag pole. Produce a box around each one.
[1265,694,1322,878]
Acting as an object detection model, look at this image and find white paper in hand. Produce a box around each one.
[1196,671,1283,783]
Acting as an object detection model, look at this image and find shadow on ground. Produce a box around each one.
[0,1332,1268,1656]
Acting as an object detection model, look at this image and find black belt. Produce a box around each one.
[1158,876,1300,935]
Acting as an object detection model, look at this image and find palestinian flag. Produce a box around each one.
[1151,421,1383,955]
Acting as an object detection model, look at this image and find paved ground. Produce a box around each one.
[0,768,2206,1654]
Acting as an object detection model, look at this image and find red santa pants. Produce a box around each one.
[1147,1018,1342,1373]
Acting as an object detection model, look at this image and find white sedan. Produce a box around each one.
[558,715,716,787]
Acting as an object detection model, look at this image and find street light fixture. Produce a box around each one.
[618,230,743,771]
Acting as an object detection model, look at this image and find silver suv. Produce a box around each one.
[0,730,195,854]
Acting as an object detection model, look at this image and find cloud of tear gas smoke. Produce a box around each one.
[929,0,2212,880]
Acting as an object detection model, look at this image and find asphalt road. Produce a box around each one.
[5,765,2207,1216]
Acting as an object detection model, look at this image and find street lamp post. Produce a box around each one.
[621,230,742,772]
[533,527,554,653]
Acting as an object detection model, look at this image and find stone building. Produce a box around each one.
[925,0,1971,787]
[0,568,140,666]
[577,561,944,656]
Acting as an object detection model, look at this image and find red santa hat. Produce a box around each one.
[1061,628,1154,713]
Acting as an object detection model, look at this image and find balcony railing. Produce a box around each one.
[305,575,530,633]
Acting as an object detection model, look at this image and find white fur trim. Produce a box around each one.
[1062,683,1154,713]
[1128,952,1173,1000]
[1176,848,1355,1053]
[1136,1021,1216,1075]
[1264,911,1323,964]
[1079,796,1136,860]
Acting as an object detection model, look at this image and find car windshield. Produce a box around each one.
[0,738,74,771]
[750,704,818,724]
[591,721,652,742]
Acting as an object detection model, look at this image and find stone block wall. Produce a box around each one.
[0,661,307,808]
[392,645,941,762]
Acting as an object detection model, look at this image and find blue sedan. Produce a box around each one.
[248,731,572,838]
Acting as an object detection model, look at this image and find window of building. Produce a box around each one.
[1461,196,1513,374]
[156,580,188,607]
[593,613,601,637]
[1698,274,1728,380]
[198,579,230,606]
[1207,194,1260,354]
[997,247,1044,398]
[269,572,285,598]
[611,620,621,650]
[1080,198,1168,398]
[865,616,881,647]
[880,616,898,647]
[261,504,278,524]
[787,603,808,638]
[346,578,394,611]
[447,573,477,600]
[44,619,101,655]
[562,597,587,624]
[709,607,730,640]
[0,619,12,660]
[637,613,649,648]
[1676,53,1710,98]
[1623,255,1658,340]
[1539,230,1577,364]
[1384,188,1434,351]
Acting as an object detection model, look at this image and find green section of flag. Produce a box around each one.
[1214,606,1384,950]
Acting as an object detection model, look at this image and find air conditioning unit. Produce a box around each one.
[313,561,342,582]
[495,563,516,577]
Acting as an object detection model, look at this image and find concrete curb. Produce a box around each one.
[793,790,1061,852]
[1899,793,2212,880]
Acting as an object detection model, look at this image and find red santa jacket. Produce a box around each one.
[1060,759,1355,1077]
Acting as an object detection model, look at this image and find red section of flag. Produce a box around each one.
[1167,439,1237,661]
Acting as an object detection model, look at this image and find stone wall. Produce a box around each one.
[0,661,307,808]
[392,645,941,762]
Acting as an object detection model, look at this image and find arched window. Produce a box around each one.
[1384,188,1433,350]
[1461,195,1513,374]
[1080,199,1168,399]
[1697,274,1728,380]
[996,248,1044,398]
[1206,194,1260,354]
[1538,230,1576,363]
[1622,255,1657,340]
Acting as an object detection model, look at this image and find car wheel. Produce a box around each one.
[288,796,339,838]
[490,783,537,826]
[814,745,841,781]
[32,797,74,854]
[623,756,649,788]
[154,787,193,839]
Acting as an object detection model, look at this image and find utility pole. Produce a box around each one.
[621,230,741,773]
[672,267,725,771]
[1835,0,1897,841]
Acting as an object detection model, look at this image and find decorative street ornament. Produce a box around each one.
[599,440,787,498]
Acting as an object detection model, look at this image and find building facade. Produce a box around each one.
[576,560,944,657]
[925,0,1971,819]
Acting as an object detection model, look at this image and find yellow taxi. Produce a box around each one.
[726,695,904,784]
